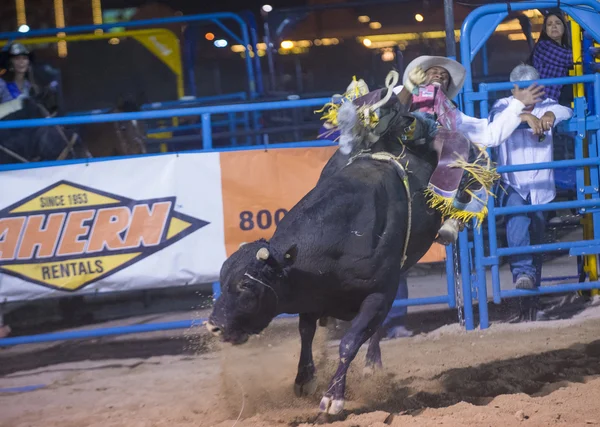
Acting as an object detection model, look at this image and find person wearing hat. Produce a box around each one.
[320,56,545,244]
[0,42,35,100]
[0,42,36,120]
[395,56,546,243]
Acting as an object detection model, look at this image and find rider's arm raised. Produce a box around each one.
[457,83,546,147]
[395,87,413,108]
[457,97,525,147]
[395,66,426,108]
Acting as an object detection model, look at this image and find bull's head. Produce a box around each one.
[206,240,297,345]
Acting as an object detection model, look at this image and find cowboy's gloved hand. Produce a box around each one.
[404,66,427,94]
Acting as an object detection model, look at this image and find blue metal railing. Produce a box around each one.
[140,92,249,111]
[144,120,246,135]
[0,320,202,346]
[65,93,254,146]
[0,289,457,347]
[457,77,600,330]
[480,77,600,308]
[140,92,254,147]
[0,98,331,128]
[459,0,600,330]
[0,97,331,154]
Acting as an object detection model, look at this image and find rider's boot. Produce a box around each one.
[435,218,465,245]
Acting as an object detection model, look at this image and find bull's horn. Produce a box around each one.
[256,248,270,260]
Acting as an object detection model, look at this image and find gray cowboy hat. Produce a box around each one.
[403,55,466,99]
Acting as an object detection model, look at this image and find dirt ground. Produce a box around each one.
[4,302,600,427]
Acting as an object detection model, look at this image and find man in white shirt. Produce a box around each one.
[490,64,573,290]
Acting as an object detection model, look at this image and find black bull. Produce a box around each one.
[207,118,445,415]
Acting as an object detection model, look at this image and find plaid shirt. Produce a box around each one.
[532,39,573,102]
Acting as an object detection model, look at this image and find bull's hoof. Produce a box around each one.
[363,359,383,377]
[319,396,345,415]
[294,377,317,397]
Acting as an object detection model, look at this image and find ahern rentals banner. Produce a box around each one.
[0,148,444,302]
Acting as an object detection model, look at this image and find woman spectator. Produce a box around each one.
[0,43,37,119]
[530,11,574,105]
[530,12,576,225]
[0,42,36,103]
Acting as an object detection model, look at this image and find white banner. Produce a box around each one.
[0,154,226,302]
[0,146,446,303]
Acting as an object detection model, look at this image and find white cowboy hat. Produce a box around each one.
[403,56,466,99]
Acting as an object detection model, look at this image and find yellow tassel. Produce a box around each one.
[449,157,500,197]
[314,100,344,127]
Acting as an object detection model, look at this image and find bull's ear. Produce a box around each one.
[283,244,298,265]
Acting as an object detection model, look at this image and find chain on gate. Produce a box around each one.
[453,242,465,327]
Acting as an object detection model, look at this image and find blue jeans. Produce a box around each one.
[383,275,408,328]
[503,186,546,285]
